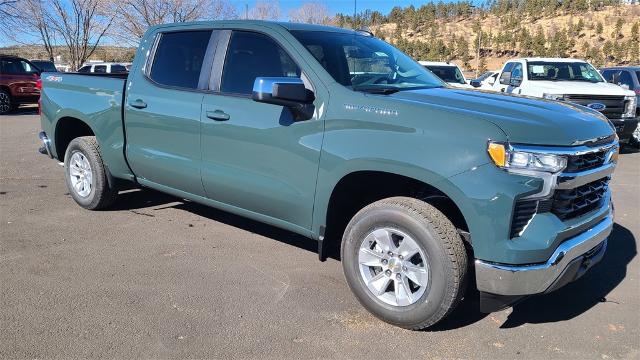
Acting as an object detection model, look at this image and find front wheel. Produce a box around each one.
[64,136,118,210]
[630,122,640,149]
[0,89,12,115]
[341,197,468,330]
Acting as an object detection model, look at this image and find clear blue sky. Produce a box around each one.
[240,0,445,16]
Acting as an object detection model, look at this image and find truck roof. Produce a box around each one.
[516,57,589,63]
[418,61,457,67]
[151,20,358,35]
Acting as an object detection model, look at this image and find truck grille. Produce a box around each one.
[564,94,626,120]
[564,149,607,173]
[551,178,609,220]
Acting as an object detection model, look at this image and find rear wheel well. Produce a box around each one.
[324,171,469,259]
[55,117,94,159]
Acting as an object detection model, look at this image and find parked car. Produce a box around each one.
[30,60,59,73]
[0,54,40,114]
[39,21,618,330]
[489,58,638,143]
[419,61,472,88]
[470,70,499,89]
[77,62,128,74]
[600,66,640,148]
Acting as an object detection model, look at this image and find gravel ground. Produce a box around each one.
[1,107,639,359]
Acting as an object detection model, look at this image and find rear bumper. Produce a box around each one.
[475,213,612,296]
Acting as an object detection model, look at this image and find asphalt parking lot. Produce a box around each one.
[1,107,638,359]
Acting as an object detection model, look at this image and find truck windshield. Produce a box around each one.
[291,30,444,93]
[423,65,466,84]
[527,61,604,83]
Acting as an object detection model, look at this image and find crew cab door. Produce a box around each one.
[125,29,216,196]
[199,30,325,230]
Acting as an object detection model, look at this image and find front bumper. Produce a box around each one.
[475,213,612,296]
[610,117,639,141]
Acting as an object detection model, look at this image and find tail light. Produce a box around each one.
[635,89,640,95]
[36,79,42,90]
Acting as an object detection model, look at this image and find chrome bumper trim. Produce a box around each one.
[557,162,615,189]
[38,131,53,159]
[475,214,613,296]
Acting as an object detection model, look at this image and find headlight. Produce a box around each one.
[543,93,565,101]
[488,142,567,173]
[623,95,637,118]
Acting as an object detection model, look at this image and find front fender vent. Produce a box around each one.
[510,200,538,238]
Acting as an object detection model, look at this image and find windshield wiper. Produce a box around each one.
[352,86,401,95]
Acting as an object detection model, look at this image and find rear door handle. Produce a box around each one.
[129,99,147,109]
[206,110,230,121]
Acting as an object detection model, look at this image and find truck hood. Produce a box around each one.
[389,88,615,146]
[526,80,635,96]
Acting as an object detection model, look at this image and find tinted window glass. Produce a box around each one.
[292,30,443,92]
[221,31,300,95]
[502,62,515,74]
[619,71,634,89]
[78,66,91,73]
[111,64,127,73]
[32,61,58,72]
[94,65,107,73]
[511,63,523,80]
[1,59,37,74]
[526,61,603,82]
[150,30,212,89]
[424,65,466,84]
[601,70,615,82]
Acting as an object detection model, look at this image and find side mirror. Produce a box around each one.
[499,71,512,85]
[252,77,315,121]
[610,72,621,85]
[470,79,481,88]
[510,76,522,87]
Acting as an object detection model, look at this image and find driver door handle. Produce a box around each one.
[129,99,147,109]
[206,110,230,121]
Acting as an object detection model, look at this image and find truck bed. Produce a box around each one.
[39,72,133,181]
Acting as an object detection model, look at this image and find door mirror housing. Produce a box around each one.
[252,77,315,121]
[470,79,481,88]
[499,71,512,85]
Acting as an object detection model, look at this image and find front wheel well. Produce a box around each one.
[54,117,95,159]
[323,171,469,259]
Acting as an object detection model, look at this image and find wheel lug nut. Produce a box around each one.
[385,270,392,276]
[398,255,403,260]
[388,251,393,256]
[402,266,407,272]
[396,274,401,280]
[381,259,388,265]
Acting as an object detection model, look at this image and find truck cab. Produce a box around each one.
[419,61,472,88]
[492,58,638,142]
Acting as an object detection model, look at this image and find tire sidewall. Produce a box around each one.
[342,205,453,327]
[64,139,101,209]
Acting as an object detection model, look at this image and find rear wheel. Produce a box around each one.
[64,136,118,210]
[0,89,12,115]
[341,197,468,330]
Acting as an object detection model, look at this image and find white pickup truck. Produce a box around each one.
[489,58,638,144]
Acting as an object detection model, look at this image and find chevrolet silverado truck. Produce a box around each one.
[490,57,638,145]
[38,21,618,330]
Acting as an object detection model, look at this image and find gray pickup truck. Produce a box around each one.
[38,21,618,330]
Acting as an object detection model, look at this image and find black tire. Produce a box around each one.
[0,88,12,115]
[64,136,118,210]
[341,197,467,330]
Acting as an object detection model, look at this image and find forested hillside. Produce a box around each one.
[336,0,640,74]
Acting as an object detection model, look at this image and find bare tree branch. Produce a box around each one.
[288,2,331,24]
[248,0,280,20]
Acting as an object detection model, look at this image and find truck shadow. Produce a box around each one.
[111,188,636,330]
[109,187,322,257]
[433,223,636,330]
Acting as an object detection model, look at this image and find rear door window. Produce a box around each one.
[94,65,107,73]
[619,71,634,90]
[220,31,300,95]
[149,30,212,89]
[78,66,91,73]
